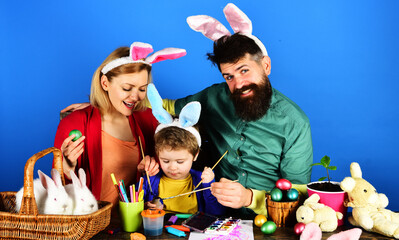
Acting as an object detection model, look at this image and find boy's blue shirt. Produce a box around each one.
[141,169,225,216]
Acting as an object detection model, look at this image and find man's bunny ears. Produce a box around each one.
[101,42,187,74]
[147,83,202,147]
[186,3,268,56]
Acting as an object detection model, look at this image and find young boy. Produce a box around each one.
[141,84,224,215]
[142,125,225,215]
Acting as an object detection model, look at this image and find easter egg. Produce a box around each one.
[287,188,299,201]
[261,221,277,234]
[69,129,82,142]
[294,222,306,235]
[254,214,267,227]
[276,178,292,190]
[270,187,283,202]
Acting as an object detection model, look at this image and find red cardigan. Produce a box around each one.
[54,106,158,200]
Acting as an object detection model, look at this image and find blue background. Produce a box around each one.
[1,1,398,210]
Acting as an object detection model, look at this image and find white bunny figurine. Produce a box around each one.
[15,169,74,215]
[65,168,98,215]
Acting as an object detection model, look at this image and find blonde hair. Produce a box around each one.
[90,47,152,114]
[155,126,200,157]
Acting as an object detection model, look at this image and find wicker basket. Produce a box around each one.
[0,147,112,239]
[266,194,300,227]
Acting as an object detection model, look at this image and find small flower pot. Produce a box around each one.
[307,181,347,226]
[266,194,300,227]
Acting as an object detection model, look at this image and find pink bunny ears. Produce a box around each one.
[101,42,187,74]
[186,3,268,56]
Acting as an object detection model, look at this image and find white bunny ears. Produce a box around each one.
[186,3,268,56]
[101,42,187,74]
[147,83,202,147]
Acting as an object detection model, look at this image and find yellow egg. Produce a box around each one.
[254,214,267,227]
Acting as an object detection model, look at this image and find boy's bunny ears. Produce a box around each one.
[101,42,187,74]
[187,3,268,56]
[147,83,202,147]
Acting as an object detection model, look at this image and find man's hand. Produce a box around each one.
[61,103,90,113]
[137,156,159,176]
[211,178,253,209]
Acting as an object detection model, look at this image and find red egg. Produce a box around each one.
[275,178,292,190]
[294,222,306,235]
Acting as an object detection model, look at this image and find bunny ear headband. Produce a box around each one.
[186,3,268,56]
[147,83,202,147]
[101,42,187,74]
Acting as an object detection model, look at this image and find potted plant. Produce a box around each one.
[307,155,347,226]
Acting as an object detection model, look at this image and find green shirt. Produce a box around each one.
[175,83,313,216]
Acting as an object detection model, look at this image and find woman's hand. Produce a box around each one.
[61,134,85,178]
[211,178,253,209]
[201,167,215,184]
[137,156,159,177]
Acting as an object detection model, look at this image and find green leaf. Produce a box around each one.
[320,156,330,167]
[310,163,323,167]
[327,166,337,171]
[318,177,327,181]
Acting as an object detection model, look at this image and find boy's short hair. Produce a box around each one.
[206,33,264,70]
[155,126,200,157]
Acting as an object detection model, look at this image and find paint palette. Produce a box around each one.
[182,212,240,235]
[204,217,241,235]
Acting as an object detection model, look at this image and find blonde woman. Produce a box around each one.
[54,42,186,209]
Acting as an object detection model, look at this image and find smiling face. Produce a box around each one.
[100,70,149,116]
[220,53,270,95]
[158,148,198,180]
[220,54,273,121]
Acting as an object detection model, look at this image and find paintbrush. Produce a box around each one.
[162,179,238,201]
[189,150,228,197]
[138,136,154,195]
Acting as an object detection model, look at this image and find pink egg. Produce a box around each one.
[294,222,306,235]
[275,178,292,190]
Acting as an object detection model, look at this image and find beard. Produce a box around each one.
[230,74,272,121]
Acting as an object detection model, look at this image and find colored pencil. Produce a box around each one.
[130,185,134,203]
[133,184,136,202]
[138,177,143,193]
[119,181,128,202]
[138,190,144,202]
[110,173,124,201]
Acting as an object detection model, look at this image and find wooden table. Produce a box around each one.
[92,215,394,239]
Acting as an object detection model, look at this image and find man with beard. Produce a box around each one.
[172,33,313,218]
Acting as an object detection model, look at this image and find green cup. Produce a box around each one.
[119,201,144,232]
